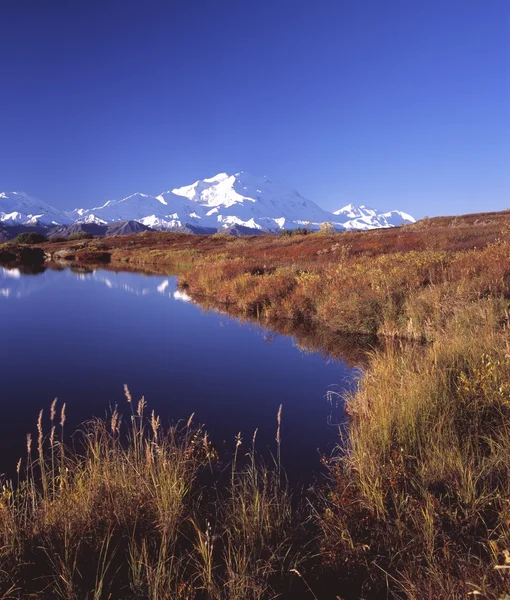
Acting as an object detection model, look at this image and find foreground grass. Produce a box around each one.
[317,303,510,598]
[0,395,305,599]
[2,326,508,598]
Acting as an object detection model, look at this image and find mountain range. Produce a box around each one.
[0,172,415,239]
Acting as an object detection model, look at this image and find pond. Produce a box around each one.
[0,265,357,483]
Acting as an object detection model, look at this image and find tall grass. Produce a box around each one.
[0,393,302,599]
[317,299,510,598]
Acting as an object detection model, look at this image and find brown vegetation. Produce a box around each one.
[179,229,510,341]
[9,207,509,272]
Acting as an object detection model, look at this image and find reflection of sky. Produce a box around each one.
[0,267,354,484]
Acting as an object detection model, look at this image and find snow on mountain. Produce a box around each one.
[69,193,173,223]
[333,203,415,230]
[1,174,415,234]
[379,210,416,226]
[0,192,70,226]
[170,171,334,230]
[63,172,337,231]
[333,203,378,220]
[138,215,183,230]
[78,214,108,226]
[70,192,198,230]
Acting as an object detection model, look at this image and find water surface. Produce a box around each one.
[0,266,356,481]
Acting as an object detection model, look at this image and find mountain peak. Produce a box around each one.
[1,191,37,202]
[0,191,71,226]
[118,192,166,205]
[332,202,415,229]
[203,172,230,183]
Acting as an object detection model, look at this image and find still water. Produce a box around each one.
[0,266,356,482]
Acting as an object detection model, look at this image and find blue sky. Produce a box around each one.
[1,0,508,218]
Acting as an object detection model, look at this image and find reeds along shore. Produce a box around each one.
[0,394,307,600]
[318,304,510,598]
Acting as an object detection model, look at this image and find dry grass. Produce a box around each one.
[180,238,510,341]
[0,394,303,599]
[317,300,510,598]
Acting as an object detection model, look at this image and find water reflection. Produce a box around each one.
[0,265,360,482]
[1,263,374,365]
[1,266,49,298]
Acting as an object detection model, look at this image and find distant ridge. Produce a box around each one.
[47,220,153,239]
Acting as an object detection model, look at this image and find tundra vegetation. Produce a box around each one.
[68,231,95,240]
[0,210,510,598]
[12,232,48,245]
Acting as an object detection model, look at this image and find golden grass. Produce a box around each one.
[0,394,302,599]
[317,300,510,598]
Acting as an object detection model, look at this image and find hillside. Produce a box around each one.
[22,207,506,268]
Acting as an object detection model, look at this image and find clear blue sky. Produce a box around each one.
[1,0,508,218]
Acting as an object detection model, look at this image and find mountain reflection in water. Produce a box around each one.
[0,265,363,482]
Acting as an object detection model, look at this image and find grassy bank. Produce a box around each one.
[317,304,510,598]
[179,239,510,339]
[174,226,510,596]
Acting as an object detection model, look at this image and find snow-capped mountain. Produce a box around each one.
[66,192,198,229]
[333,204,415,230]
[0,192,71,226]
[1,173,415,235]
[168,171,334,230]
[69,172,336,231]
